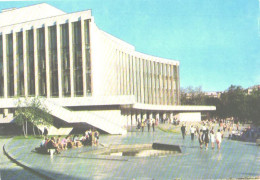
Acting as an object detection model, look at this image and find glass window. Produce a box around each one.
[26,29,35,96]
[37,28,46,96]
[49,25,58,97]
[0,35,3,97]
[84,20,91,95]
[6,34,14,97]
[60,23,71,97]
[72,21,83,96]
[16,32,24,96]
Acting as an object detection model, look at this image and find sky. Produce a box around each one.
[0,0,259,92]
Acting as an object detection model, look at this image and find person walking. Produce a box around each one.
[210,129,215,149]
[190,125,196,141]
[181,124,186,139]
[204,129,210,150]
[202,123,207,141]
[216,129,222,150]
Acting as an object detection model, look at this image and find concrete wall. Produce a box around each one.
[76,109,126,129]
[178,112,201,122]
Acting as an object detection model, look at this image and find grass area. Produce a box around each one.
[12,135,43,140]
[157,125,180,134]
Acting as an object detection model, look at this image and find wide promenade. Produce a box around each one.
[1,128,260,180]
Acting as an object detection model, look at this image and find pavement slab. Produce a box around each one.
[2,129,260,180]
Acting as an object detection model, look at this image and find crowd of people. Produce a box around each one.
[136,118,157,132]
[36,129,100,155]
[181,122,223,150]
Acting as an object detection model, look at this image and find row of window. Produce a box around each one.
[0,20,92,98]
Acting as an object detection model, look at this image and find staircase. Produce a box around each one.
[41,99,127,135]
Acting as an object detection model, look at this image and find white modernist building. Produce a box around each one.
[0,4,215,135]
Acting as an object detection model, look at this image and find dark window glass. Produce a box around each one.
[16,32,24,96]
[37,28,46,96]
[84,20,91,95]
[49,25,58,97]
[61,23,70,97]
[72,21,83,96]
[26,30,35,96]
[6,34,14,97]
[0,35,3,97]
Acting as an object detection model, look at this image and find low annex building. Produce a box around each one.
[0,3,215,135]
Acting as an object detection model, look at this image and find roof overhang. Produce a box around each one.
[131,103,216,112]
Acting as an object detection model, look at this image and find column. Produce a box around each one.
[116,50,120,95]
[127,111,131,129]
[163,113,167,123]
[136,113,141,123]
[81,18,87,96]
[151,61,155,104]
[148,61,152,104]
[143,60,147,103]
[130,56,133,95]
[22,29,28,97]
[2,32,7,98]
[120,52,124,95]
[123,53,127,95]
[149,113,153,119]
[163,64,167,105]
[155,113,160,124]
[177,66,180,105]
[68,20,74,97]
[153,62,157,104]
[170,112,174,124]
[133,56,137,100]
[159,63,162,105]
[56,22,62,98]
[167,64,172,105]
[156,62,159,105]
[12,32,17,96]
[131,112,137,126]
[4,109,8,117]
[142,113,147,120]
[44,24,50,98]
[33,27,39,96]
[171,65,175,105]
[140,59,144,103]
[136,57,140,102]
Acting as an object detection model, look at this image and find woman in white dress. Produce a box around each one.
[216,129,222,150]
[210,129,215,149]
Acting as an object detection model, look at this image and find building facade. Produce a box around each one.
[0,4,215,135]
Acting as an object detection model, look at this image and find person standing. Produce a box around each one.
[43,127,48,137]
[210,129,215,149]
[190,125,196,141]
[198,129,203,149]
[147,118,150,132]
[181,124,186,139]
[137,118,141,130]
[152,118,155,132]
[141,120,145,132]
[202,123,207,141]
[216,129,222,150]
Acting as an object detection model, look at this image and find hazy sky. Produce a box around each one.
[1,0,259,91]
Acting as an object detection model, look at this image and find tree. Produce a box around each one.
[14,97,53,137]
[220,85,246,123]
[245,89,260,125]
[181,86,205,105]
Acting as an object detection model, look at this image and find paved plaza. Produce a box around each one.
[0,138,44,180]
[1,129,260,180]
